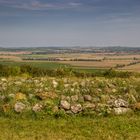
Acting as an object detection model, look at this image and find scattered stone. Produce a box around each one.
[14,102,26,113]
[0,95,6,100]
[92,97,100,103]
[71,95,78,102]
[65,96,71,102]
[2,104,10,112]
[60,100,70,110]
[133,102,140,110]
[71,104,82,113]
[15,92,26,100]
[84,95,92,101]
[36,92,57,100]
[9,94,15,98]
[110,95,116,100]
[112,89,117,93]
[114,107,132,115]
[107,83,115,88]
[29,94,34,99]
[97,89,102,92]
[52,106,59,113]
[61,95,66,100]
[1,78,7,82]
[61,95,71,102]
[114,99,129,108]
[66,110,73,115]
[32,104,43,112]
[52,80,58,88]
[14,81,22,85]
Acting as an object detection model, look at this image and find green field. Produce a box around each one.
[0,114,140,140]
[0,61,68,69]
[0,61,107,74]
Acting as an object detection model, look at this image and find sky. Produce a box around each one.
[0,0,140,47]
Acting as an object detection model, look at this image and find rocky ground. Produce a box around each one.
[0,76,140,117]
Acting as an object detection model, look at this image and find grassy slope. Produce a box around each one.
[1,114,140,140]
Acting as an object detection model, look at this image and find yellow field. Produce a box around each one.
[119,63,140,72]
[47,53,140,60]
[0,55,22,61]
[59,60,136,68]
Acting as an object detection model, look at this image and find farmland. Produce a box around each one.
[1,52,140,72]
[0,47,140,139]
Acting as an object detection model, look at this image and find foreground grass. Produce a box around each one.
[0,114,140,140]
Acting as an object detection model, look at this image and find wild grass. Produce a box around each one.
[0,114,140,140]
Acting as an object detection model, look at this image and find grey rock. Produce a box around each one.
[14,102,26,113]
[60,100,70,110]
[61,95,71,102]
[114,99,129,108]
[71,95,78,102]
[84,95,92,101]
[71,104,82,113]
[32,104,43,112]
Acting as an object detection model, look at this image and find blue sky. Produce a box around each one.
[0,0,140,47]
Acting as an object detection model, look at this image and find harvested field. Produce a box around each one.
[1,52,140,71]
[0,55,22,61]
[59,60,136,68]
[46,53,140,60]
[120,63,140,72]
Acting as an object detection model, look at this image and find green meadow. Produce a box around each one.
[0,114,140,140]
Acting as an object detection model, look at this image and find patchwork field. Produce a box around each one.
[0,53,140,70]
[1,52,140,72]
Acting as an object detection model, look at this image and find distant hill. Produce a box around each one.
[0,46,140,54]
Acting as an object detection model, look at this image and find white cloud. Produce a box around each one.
[0,0,82,10]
